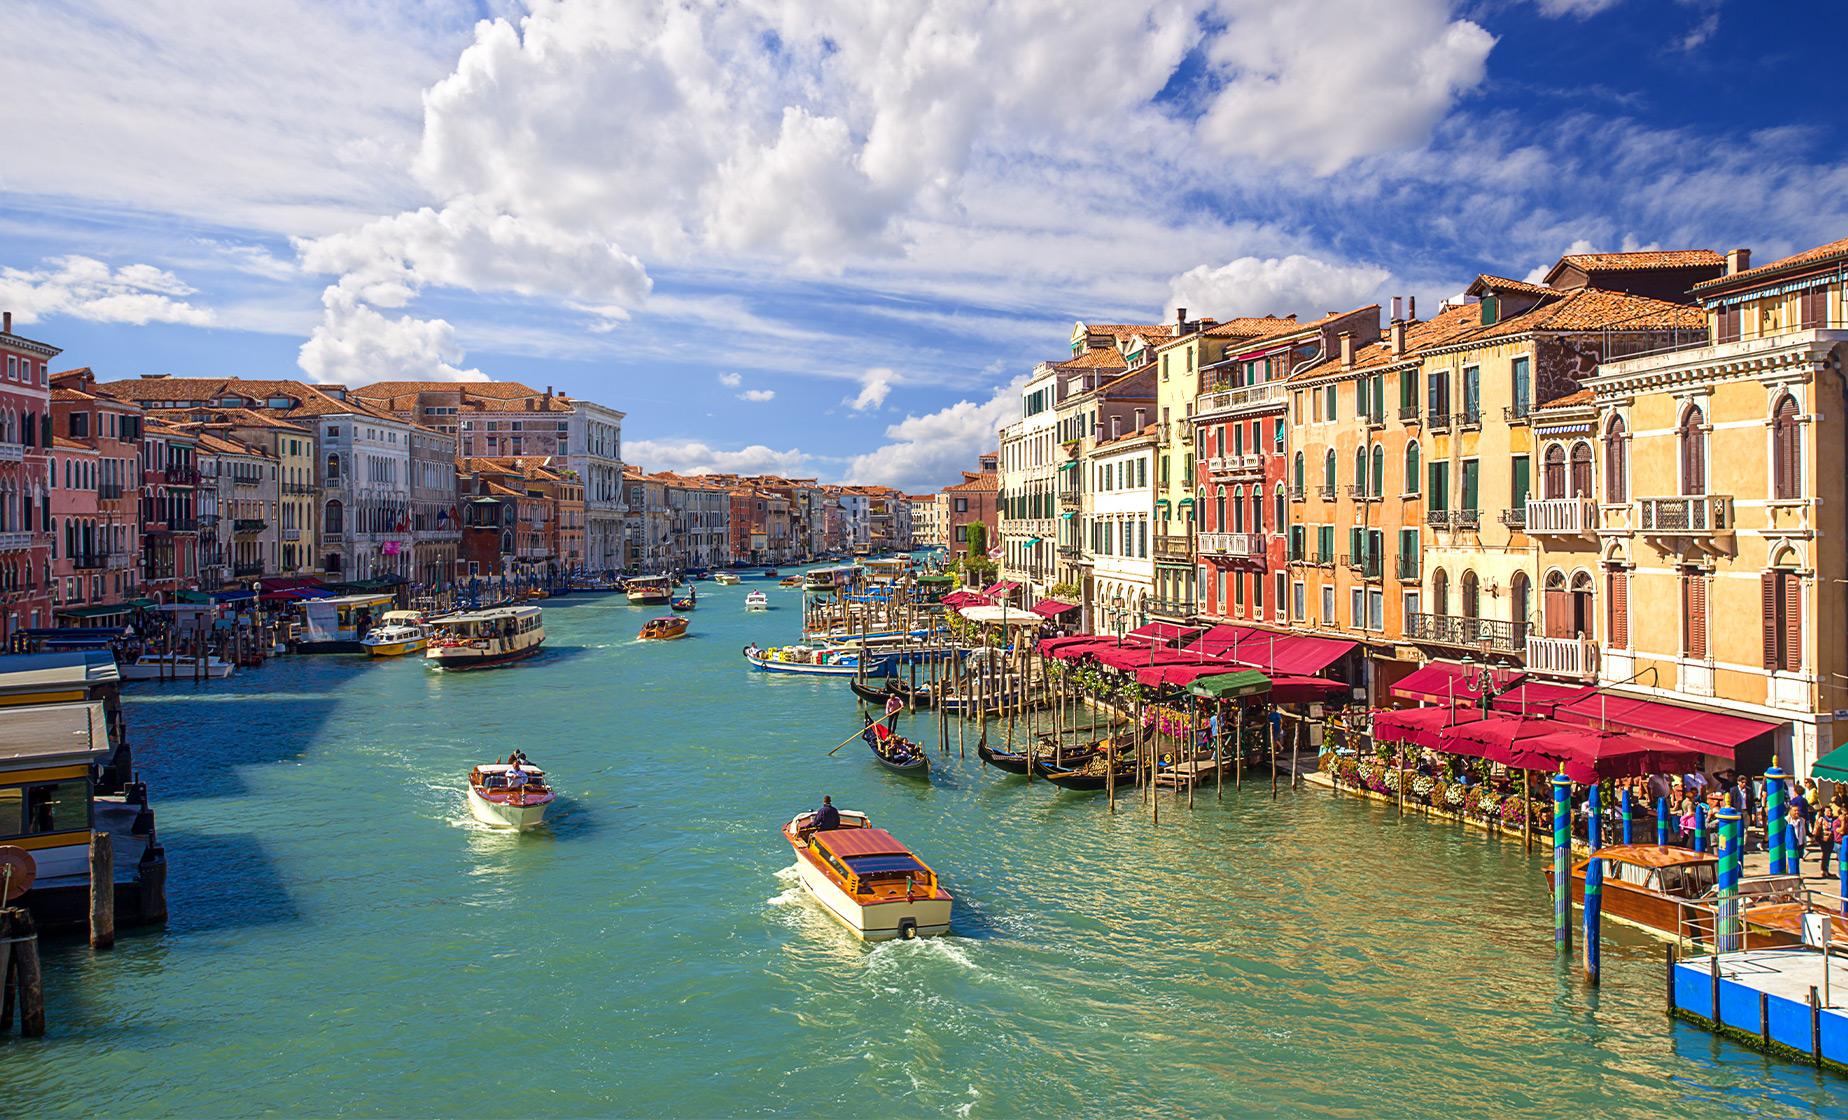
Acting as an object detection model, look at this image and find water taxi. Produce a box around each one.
[782,809,951,940]
[360,611,430,657]
[714,573,742,586]
[803,565,861,593]
[1545,844,1844,947]
[743,644,894,676]
[625,575,672,605]
[779,575,805,588]
[467,761,554,830]
[744,590,770,611]
[426,605,545,670]
[119,653,235,680]
[639,616,688,641]
[763,569,779,578]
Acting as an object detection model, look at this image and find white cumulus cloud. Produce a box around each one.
[627,438,811,477]
[0,255,213,326]
[1166,255,1391,320]
[843,377,1022,492]
[297,288,482,384]
[717,372,743,388]
[738,388,776,402]
[846,368,895,412]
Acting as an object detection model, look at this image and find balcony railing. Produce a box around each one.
[1198,532,1264,558]
[233,518,268,534]
[1309,550,1335,568]
[283,528,302,541]
[1341,552,1383,579]
[1195,381,1283,418]
[1059,491,1081,510]
[1346,484,1380,502]
[1407,612,1529,654]
[1527,634,1599,679]
[1499,507,1526,530]
[1288,484,1305,502]
[1206,455,1230,473]
[1154,535,1192,561]
[1316,484,1336,501]
[1147,596,1196,619]
[1399,404,1421,423]
[233,561,265,578]
[0,442,22,462]
[285,482,317,495]
[1364,412,1386,431]
[1504,401,1531,423]
[165,467,201,486]
[1427,410,1451,430]
[71,551,110,570]
[1396,554,1420,581]
[1057,543,1084,560]
[1526,497,1595,536]
[1456,407,1482,430]
[1639,495,1733,536]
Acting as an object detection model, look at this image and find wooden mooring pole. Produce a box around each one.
[0,907,45,1038]
[90,831,115,950]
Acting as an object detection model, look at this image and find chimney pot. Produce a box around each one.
[1339,331,1354,369]
[1408,295,1417,320]
[1390,320,1407,357]
[1726,248,1752,275]
[1175,307,1186,324]
[1391,296,1403,322]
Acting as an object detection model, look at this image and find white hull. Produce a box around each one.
[120,657,235,680]
[791,854,951,941]
[466,786,550,831]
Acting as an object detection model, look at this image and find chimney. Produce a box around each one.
[1391,296,1403,322]
[2,311,10,334]
[1339,331,1354,369]
[1726,248,1752,275]
[1133,407,1146,430]
[1407,295,1416,321]
[1110,415,1121,440]
[1390,320,1406,357]
[1174,306,1186,325]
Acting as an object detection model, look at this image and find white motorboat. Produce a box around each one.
[119,654,235,680]
[360,611,430,657]
[467,762,555,831]
[782,809,952,940]
[714,573,742,586]
[744,590,770,611]
[426,605,544,670]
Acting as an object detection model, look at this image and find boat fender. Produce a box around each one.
[898,917,919,940]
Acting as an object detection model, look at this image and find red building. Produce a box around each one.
[51,370,146,619]
[0,312,56,640]
[943,469,998,561]
[1194,309,1379,623]
[138,419,201,601]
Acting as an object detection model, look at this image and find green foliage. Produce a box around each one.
[1047,581,1080,600]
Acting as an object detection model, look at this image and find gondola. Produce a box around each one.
[979,736,1104,775]
[671,587,697,611]
[1033,740,1134,791]
[863,723,929,777]
[976,737,1031,775]
[848,676,933,709]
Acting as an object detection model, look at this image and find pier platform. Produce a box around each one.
[1672,948,1848,1071]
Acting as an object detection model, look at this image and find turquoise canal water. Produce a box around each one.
[11,581,1848,1117]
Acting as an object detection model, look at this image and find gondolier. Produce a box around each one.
[886,693,904,718]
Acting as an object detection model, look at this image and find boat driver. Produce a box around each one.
[813,795,841,831]
[507,762,529,789]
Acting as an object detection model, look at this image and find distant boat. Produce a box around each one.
[639,616,689,641]
[360,611,430,657]
[744,590,769,611]
[467,761,554,831]
[714,573,742,586]
[625,575,672,605]
[426,605,545,670]
[742,643,893,676]
[782,808,951,940]
[119,653,234,681]
[671,587,697,612]
[861,721,929,778]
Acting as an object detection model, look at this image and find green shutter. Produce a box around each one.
[1428,460,1445,510]
[1462,460,1480,511]
[1511,456,1530,508]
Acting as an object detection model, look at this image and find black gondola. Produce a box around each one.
[976,738,1031,774]
[849,677,933,708]
[868,734,929,777]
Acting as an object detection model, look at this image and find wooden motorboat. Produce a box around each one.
[714,573,742,586]
[745,591,770,611]
[763,569,780,578]
[639,616,688,641]
[360,611,430,657]
[425,605,545,670]
[1544,844,1839,948]
[119,653,235,680]
[743,644,893,676]
[625,575,672,605]
[782,809,952,940]
[467,761,554,831]
[780,575,805,588]
[670,587,697,612]
[862,722,929,777]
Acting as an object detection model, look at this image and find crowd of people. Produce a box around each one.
[1603,772,1844,876]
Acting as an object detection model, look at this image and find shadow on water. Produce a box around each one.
[126,696,343,803]
[158,830,302,935]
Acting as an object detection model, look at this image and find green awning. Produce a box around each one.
[56,603,133,619]
[1177,497,1195,507]
[918,573,954,585]
[1059,512,1076,521]
[1022,537,1043,547]
[177,590,215,603]
[1188,670,1272,700]
[128,597,157,608]
[1815,742,1848,783]
[1155,499,1171,509]
[1057,461,1078,471]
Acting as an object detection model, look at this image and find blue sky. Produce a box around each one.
[3,0,1843,492]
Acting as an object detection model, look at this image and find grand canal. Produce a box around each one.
[14,583,1848,1117]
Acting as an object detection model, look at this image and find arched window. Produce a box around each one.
[1354,446,1366,493]
[1431,568,1449,616]
[1510,571,1531,629]
[1273,484,1286,530]
[1570,571,1595,639]
[1569,442,1593,497]
[1370,444,1385,497]
[1232,485,1245,532]
[1292,451,1305,492]
[1603,416,1628,502]
[1322,449,1336,492]
[1405,441,1420,494]
[1250,487,1263,534]
[1543,445,1567,499]
[1772,395,1801,499]
[1543,569,1568,637]
[324,499,344,535]
[1461,570,1480,619]
[1215,485,1227,531]
[326,453,342,482]
[1679,404,1706,495]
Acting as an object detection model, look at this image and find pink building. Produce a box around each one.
[0,311,56,642]
[51,370,145,618]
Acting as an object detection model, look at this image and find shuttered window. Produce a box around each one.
[1716,306,1741,343]
[1682,570,1707,660]
[1679,407,1706,496]
[1763,569,1803,671]
[1772,395,1801,499]
[1607,569,1628,649]
[1799,286,1829,329]
[1603,418,1628,502]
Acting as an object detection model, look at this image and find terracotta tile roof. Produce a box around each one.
[92,377,403,423]
[355,380,541,399]
[1287,304,1500,382]
[1467,274,1559,299]
[1054,347,1129,371]
[51,436,91,452]
[1203,315,1300,339]
[1535,388,1594,410]
[1557,250,1723,273]
[1078,323,1171,339]
[1516,287,1704,332]
[178,407,312,434]
[1692,236,1848,293]
[944,471,997,492]
[51,386,96,403]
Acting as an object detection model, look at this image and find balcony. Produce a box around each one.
[1316,483,1336,501]
[1364,411,1386,431]
[165,466,201,486]
[1147,596,1196,620]
[1526,497,1596,536]
[283,527,302,541]
[1227,453,1264,478]
[1396,554,1420,582]
[0,442,21,462]
[1154,535,1192,561]
[285,482,317,495]
[234,561,265,578]
[233,518,268,534]
[1399,404,1421,423]
[1288,484,1305,502]
[1638,495,1734,544]
[1206,455,1230,473]
[1503,401,1532,424]
[1198,532,1264,559]
[1425,508,1481,531]
[99,483,124,500]
[1527,634,1599,679]
[1195,381,1283,419]
[1057,543,1084,560]
[1407,612,1529,655]
[1346,484,1380,502]
[1456,407,1482,430]
[1499,507,1526,530]
[71,551,110,570]
[1309,550,1336,568]
[1427,410,1451,430]
[0,531,33,551]
[1059,491,1081,510]
[1341,552,1383,579]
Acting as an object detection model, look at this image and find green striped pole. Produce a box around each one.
[1765,766,1788,876]
[1693,802,1707,853]
[1584,782,1602,985]
[1716,806,1742,952]
[1553,774,1572,954]
[1620,788,1633,845]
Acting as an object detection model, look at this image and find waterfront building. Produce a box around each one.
[49,371,144,616]
[167,407,317,578]
[907,494,941,549]
[1087,423,1158,633]
[187,429,278,586]
[1147,313,1299,623]
[1580,237,1848,773]
[1202,308,1379,629]
[407,426,460,589]
[137,419,200,601]
[998,363,1059,599]
[655,472,730,569]
[942,469,997,564]
[48,436,102,614]
[834,487,870,554]
[0,312,56,639]
[1049,328,1151,619]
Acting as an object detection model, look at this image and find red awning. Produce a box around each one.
[1371,707,1485,752]
[1045,638,1119,661]
[1135,661,1232,688]
[1489,680,1594,715]
[1122,620,1204,647]
[1038,634,1097,654]
[1231,634,1356,676]
[940,591,989,608]
[1553,693,1780,757]
[982,581,1020,597]
[1183,623,1270,658]
[1269,675,1350,704]
[1392,661,1524,705]
[1029,598,1079,619]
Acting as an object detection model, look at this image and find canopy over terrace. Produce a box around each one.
[1816,742,1848,783]
[1121,620,1205,647]
[957,604,1044,626]
[1029,598,1079,619]
[1392,661,1524,705]
[1372,707,1709,781]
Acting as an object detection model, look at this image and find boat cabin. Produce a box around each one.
[437,605,544,640]
[0,701,113,888]
[1592,845,1718,898]
[300,593,397,648]
[0,653,130,790]
[809,825,940,903]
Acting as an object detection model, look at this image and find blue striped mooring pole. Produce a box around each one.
[1656,795,1669,846]
[1553,774,1572,955]
[1620,788,1633,845]
[1694,801,1707,854]
[1584,782,1602,984]
[1764,766,1788,876]
[1716,806,1742,952]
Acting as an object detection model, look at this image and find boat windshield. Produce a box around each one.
[844,854,927,878]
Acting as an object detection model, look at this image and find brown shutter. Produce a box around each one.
[1762,571,1779,668]
[1687,573,1708,660]
[1609,570,1628,649]
[1544,588,1570,638]
[1784,571,1802,672]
